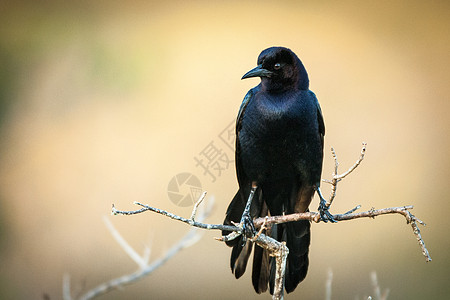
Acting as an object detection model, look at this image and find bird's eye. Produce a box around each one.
[274,63,281,70]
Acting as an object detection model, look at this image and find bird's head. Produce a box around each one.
[241,47,309,92]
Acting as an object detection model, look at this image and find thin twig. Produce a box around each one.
[325,269,333,300]
[63,273,72,300]
[251,205,431,262]
[103,216,148,269]
[323,143,367,207]
[67,195,214,300]
[251,232,288,300]
[251,216,268,241]
[113,201,237,233]
[108,142,430,300]
[191,191,207,220]
[344,205,361,215]
[77,228,203,300]
[409,214,431,262]
[337,142,367,180]
[371,271,381,300]
[92,142,430,300]
[370,271,390,300]
[114,203,431,264]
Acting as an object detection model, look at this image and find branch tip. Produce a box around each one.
[99,142,432,300]
[111,204,118,216]
[190,191,207,221]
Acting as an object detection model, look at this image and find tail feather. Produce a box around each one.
[284,220,311,293]
[251,201,270,293]
[224,185,312,294]
[252,243,270,293]
[223,191,245,247]
[268,223,282,294]
[232,241,252,278]
[223,189,261,278]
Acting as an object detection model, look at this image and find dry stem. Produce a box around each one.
[63,197,213,300]
[106,143,431,300]
[322,143,366,207]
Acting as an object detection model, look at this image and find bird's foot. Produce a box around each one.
[238,183,258,245]
[318,199,337,223]
[240,211,256,244]
[316,187,337,223]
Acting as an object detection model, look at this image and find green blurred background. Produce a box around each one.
[0,0,449,299]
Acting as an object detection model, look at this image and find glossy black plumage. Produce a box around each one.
[223,47,325,294]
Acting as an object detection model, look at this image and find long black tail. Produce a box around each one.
[223,189,311,294]
[282,220,311,293]
[222,190,261,279]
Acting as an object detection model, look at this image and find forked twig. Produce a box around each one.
[76,143,430,300]
[322,143,367,207]
[64,195,213,300]
[252,205,431,262]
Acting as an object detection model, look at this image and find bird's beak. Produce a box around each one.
[241,65,274,80]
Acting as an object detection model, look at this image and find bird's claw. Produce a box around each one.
[318,199,337,223]
[240,212,256,245]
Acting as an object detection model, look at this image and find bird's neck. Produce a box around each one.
[261,77,308,93]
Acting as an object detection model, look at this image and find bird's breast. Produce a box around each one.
[238,90,319,181]
[246,90,315,139]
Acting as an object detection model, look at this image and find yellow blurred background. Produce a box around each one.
[0,0,449,299]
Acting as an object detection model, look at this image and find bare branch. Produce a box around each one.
[327,271,390,300]
[371,271,382,300]
[62,273,72,300]
[325,269,333,300]
[215,230,242,243]
[112,200,237,233]
[370,271,390,300]
[322,143,367,207]
[252,216,269,240]
[110,201,430,300]
[85,143,430,299]
[67,196,214,300]
[337,142,367,180]
[409,215,431,262]
[103,216,148,269]
[113,203,431,265]
[247,234,288,300]
[252,205,431,262]
[191,191,207,220]
[77,228,203,300]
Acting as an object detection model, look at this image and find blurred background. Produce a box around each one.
[0,0,449,299]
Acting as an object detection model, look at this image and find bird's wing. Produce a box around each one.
[222,87,259,276]
[236,87,255,132]
[292,91,326,213]
[235,87,258,186]
[309,90,325,143]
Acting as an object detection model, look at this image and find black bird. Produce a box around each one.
[223,47,334,294]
